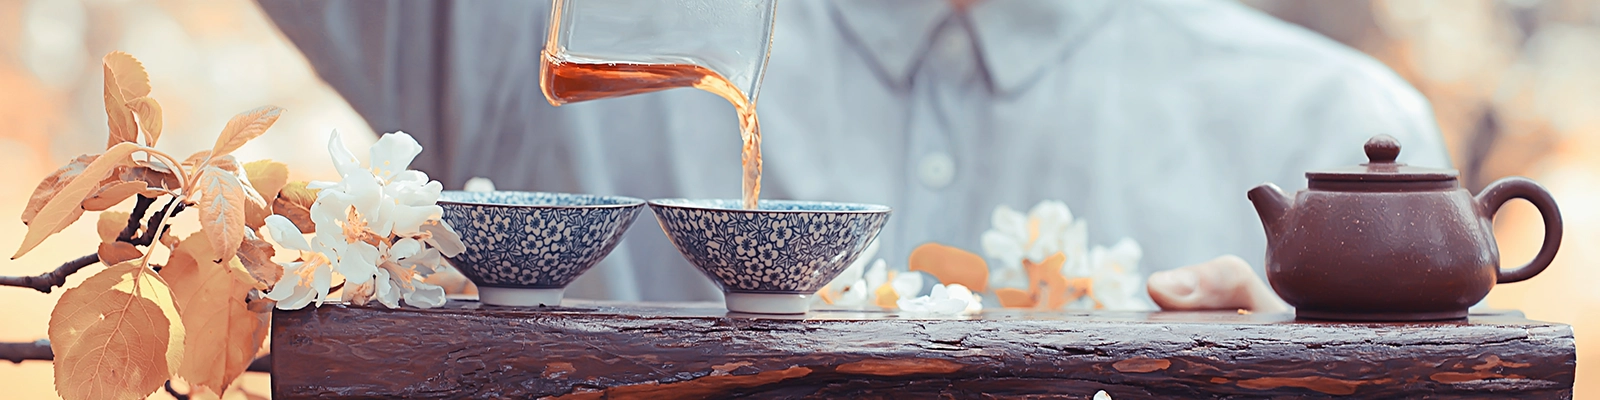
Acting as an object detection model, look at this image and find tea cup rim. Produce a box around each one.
[439,190,645,209]
[647,198,892,214]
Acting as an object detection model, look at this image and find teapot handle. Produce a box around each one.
[1476,177,1563,284]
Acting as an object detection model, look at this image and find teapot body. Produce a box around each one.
[1266,186,1497,321]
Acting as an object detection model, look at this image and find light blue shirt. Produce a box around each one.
[260,0,1451,302]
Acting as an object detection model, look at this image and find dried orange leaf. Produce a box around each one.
[196,166,246,263]
[183,150,212,171]
[272,199,315,233]
[102,63,138,148]
[163,233,263,394]
[50,261,183,400]
[125,97,163,146]
[423,268,474,295]
[272,181,317,233]
[104,51,151,100]
[236,231,280,290]
[191,388,223,400]
[82,181,148,211]
[96,211,129,244]
[995,288,1036,308]
[816,288,836,304]
[237,172,270,230]
[211,106,284,158]
[24,155,98,225]
[1024,253,1071,310]
[159,230,178,250]
[242,160,288,201]
[124,161,182,191]
[208,155,242,173]
[873,281,899,309]
[277,181,318,207]
[15,143,142,259]
[97,242,143,266]
[907,243,990,292]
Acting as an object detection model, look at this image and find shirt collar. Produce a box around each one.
[829,0,1117,94]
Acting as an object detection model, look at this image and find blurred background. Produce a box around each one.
[0,0,1594,398]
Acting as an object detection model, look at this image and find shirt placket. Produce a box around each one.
[893,18,985,265]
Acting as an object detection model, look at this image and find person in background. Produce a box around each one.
[257,0,1450,312]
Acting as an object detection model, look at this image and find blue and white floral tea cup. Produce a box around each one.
[439,191,645,307]
[648,199,891,314]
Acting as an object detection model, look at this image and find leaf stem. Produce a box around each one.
[132,197,184,247]
[139,148,189,191]
[137,196,183,268]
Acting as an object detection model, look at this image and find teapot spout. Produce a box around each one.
[1248,183,1292,238]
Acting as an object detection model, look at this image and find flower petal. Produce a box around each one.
[327,130,365,180]
[369,131,423,181]
[1028,201,1073,229]
[891,270,925,299]
[392,170,431,185]
[422,221,465,257]
[276,286,315,310]
[373,268,400,308]
[400,248,443,275]
[404,282,448,308]
[389,238,423,260]
[981,230,1025,268]
[264,215,312,251]
[834,279,869,308]
[863,259,888,289]
[946,284,984,313]
[343,168,384,218]
[337,242,381,284]
[991,205,1027,239]
[388,179,443,207]
[389,205,441,237]
[265,262,304,302]
[312,261,333,307]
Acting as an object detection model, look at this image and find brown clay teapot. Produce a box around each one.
[1248,134,1562,321]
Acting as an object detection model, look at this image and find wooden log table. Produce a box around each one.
[271,300,1575,399]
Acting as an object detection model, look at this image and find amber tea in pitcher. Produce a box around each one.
[540,0,776,210]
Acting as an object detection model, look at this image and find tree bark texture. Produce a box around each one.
[272,300,1574,399]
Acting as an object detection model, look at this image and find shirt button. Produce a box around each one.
[919,152,955,189]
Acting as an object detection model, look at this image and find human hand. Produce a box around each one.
[1146,255,1288,313]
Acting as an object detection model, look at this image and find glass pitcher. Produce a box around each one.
[540,0,779,107]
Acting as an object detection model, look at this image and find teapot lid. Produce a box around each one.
[1305,135,1457,182]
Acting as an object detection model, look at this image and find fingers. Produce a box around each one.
[1147,255,1287,313]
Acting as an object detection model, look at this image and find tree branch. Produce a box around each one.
[0,340,52,364]
[0,254,100,293]
[164,380,190,400]
[132,197,184,247]
[0,340,271,372]
[117,195,157,242]
[0,196,190,293]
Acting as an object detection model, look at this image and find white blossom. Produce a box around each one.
[896,283,982,315]
[980,201,1087,290]
[267,131,461,310]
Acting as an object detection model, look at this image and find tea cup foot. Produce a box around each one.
[724,292,811,314]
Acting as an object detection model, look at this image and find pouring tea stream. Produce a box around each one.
[541,0,777,210]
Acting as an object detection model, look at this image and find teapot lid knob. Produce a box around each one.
[1365,134,1401,164]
